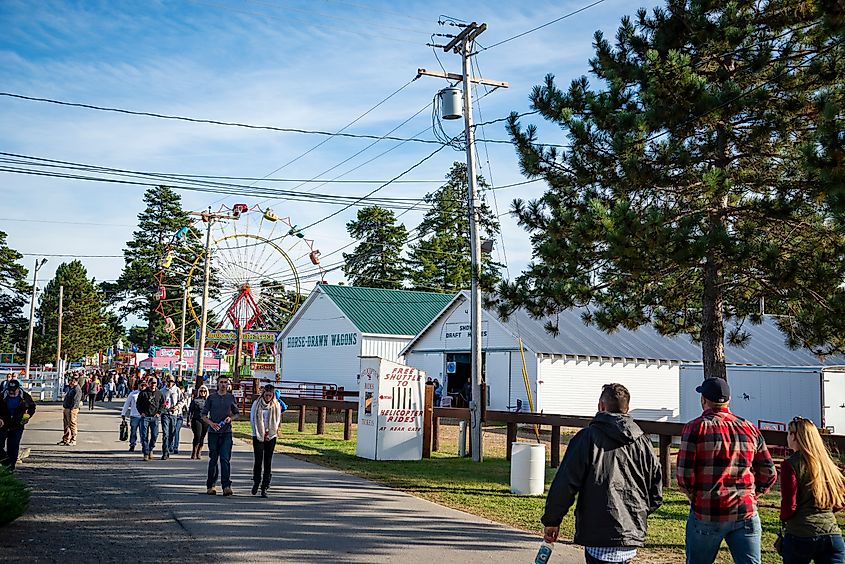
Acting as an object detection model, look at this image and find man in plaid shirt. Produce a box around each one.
[677,377,776,564]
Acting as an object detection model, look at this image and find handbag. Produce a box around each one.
[119,419,128,441]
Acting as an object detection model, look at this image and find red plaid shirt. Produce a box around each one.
[676,407,776,522]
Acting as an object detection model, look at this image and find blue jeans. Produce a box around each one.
[207,432,233,489]
[140,416,159,455]
[160,413,175,455]
[129,416,141,449]
[0,427,24,471]
[782,533,845,564]
[171,416,183,454]
[686,512,761,564]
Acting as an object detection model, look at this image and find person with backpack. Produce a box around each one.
[0,380,36,471]
[780,416,845,563]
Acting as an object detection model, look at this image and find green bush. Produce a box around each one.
[0,467,30,526]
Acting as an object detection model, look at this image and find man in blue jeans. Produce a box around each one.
[136,377,163,461]
[159,376,180,460]
[677,378,777,564]
[201,376,239,496]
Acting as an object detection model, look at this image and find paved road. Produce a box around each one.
[2,403,584,563]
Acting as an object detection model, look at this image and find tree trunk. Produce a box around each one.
[701,255,727,380]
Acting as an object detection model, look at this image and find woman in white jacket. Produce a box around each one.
[250,384,283,497]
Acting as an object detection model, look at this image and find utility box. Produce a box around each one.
[356,356,426,460]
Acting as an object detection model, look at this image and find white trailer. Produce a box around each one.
[679,365,845,433]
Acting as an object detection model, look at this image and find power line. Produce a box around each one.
[0,92,441,145]
[0,92,551,146]
[19,253,123,258]
[0,217,134,227]
[0,153,439,210]
[479,0,609,51]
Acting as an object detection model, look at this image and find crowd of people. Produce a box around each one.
[542,378,845,564]
[56,370,287,498]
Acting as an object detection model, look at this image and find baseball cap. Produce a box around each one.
[7,379,21,391]
[696,377,731,403]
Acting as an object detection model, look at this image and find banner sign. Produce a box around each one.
[195,329,279,343]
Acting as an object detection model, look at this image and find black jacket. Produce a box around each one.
[136,389,163,417]
[541,411,663,547]
[0,390,37,430]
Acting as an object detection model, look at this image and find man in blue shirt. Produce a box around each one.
[0,380,36,471]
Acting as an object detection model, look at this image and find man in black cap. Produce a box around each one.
[0,380,36,471]
[677,377,777,564]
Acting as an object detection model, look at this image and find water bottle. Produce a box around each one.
[534,541,553,564]
[218,419,227,429]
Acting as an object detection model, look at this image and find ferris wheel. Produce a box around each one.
[153,203,326,350]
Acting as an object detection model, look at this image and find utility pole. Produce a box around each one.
[56,285,64,378]
[178,283,188,379]
[24,258,47,378]
[419,22,507,462]
[190,207,238,389]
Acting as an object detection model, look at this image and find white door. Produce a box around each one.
[823,370,845,434]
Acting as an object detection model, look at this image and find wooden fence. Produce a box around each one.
[268,386,845,488]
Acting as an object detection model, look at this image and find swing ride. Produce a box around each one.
[153,203,325,358]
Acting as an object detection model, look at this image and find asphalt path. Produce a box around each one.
[2,403,584,563]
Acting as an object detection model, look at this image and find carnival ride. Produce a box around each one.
[153,203,326,357]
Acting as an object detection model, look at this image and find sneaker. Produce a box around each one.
[251,484,259,496]
[67,441,76,446]
[260,489,268,498]
[57,440,68,445]
[129,446,135,452]
[222,487,233,496]
[143,453,150,461]
[161,453,169,460]
[207,487,217,495]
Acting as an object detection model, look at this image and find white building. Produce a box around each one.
[401,291,845,422]
[276,285,453,392]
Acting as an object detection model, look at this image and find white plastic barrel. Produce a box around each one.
[439,87,462,120]
[510,442,546,495]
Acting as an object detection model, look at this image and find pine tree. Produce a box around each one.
[115,186,208,350]
[497,2,845,379]
[408,162,501,293]
[34,261,111,363]
[342,206,408,288]
[0,231,29,357]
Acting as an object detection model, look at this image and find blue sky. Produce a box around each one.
[0,0,657,301]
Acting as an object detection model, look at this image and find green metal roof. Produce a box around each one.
[320,285,454,336]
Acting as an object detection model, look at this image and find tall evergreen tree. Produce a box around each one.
[342,206,408,288]
[497,2,845,379]
[34,261,111,363]
[115,186,208,350]
[0,231,29,357]
[408,162,501,293]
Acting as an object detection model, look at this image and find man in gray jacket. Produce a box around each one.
[542,383,663,564]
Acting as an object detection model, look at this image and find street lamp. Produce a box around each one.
[24,258,47,378]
